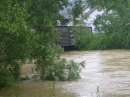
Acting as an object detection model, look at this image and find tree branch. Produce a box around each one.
[27,0,60,21]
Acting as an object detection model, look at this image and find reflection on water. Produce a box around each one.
[1,50,130,97]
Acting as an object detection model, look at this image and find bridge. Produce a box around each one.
[54,26,92,46]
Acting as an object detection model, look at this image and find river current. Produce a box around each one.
[0,50,130,97]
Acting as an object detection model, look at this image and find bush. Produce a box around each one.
[74,30,129,50]
[33,53,85,81]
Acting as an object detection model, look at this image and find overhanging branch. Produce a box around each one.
[27,0,60,21]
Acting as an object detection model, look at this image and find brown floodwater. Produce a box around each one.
[0,49,130,97]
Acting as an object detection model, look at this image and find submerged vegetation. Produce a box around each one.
[33,58,85,81]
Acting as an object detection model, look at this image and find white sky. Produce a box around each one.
[60,0,86,14]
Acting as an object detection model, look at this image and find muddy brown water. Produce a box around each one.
[1,50,130,97]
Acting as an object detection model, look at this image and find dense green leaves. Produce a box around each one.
[73,26,92,49]
[0,0,86,88]
[73,0,130,50]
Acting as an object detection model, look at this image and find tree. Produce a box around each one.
[87,0,130,49]
[0,0,33,87]
[72,0,130,49]
[0,0,85,88]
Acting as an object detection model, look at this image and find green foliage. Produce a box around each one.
[33,54,85,81]
[71,0,84,25]
[0,0,85,88]
[75,32,127,50]
[0,72,14,88]
[72,26,92,50]
[96,87,100,97]
[72,0,130,50]
[67,60,85,81]
[49,80,56,97]
[0,0,34,88]
[73,25,129,50]
[87,0,130,49]
[87,34,109,50]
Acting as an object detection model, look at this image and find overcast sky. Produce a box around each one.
[59,0,73,14]
[59,0,86,14]
[59,7,70,14]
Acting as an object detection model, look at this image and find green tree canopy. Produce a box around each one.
[88,0,130,49]
[0,0,85,87]
[73,0,130,49]
[65,0,130,50]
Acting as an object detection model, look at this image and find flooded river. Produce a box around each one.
[1,50,130,97]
